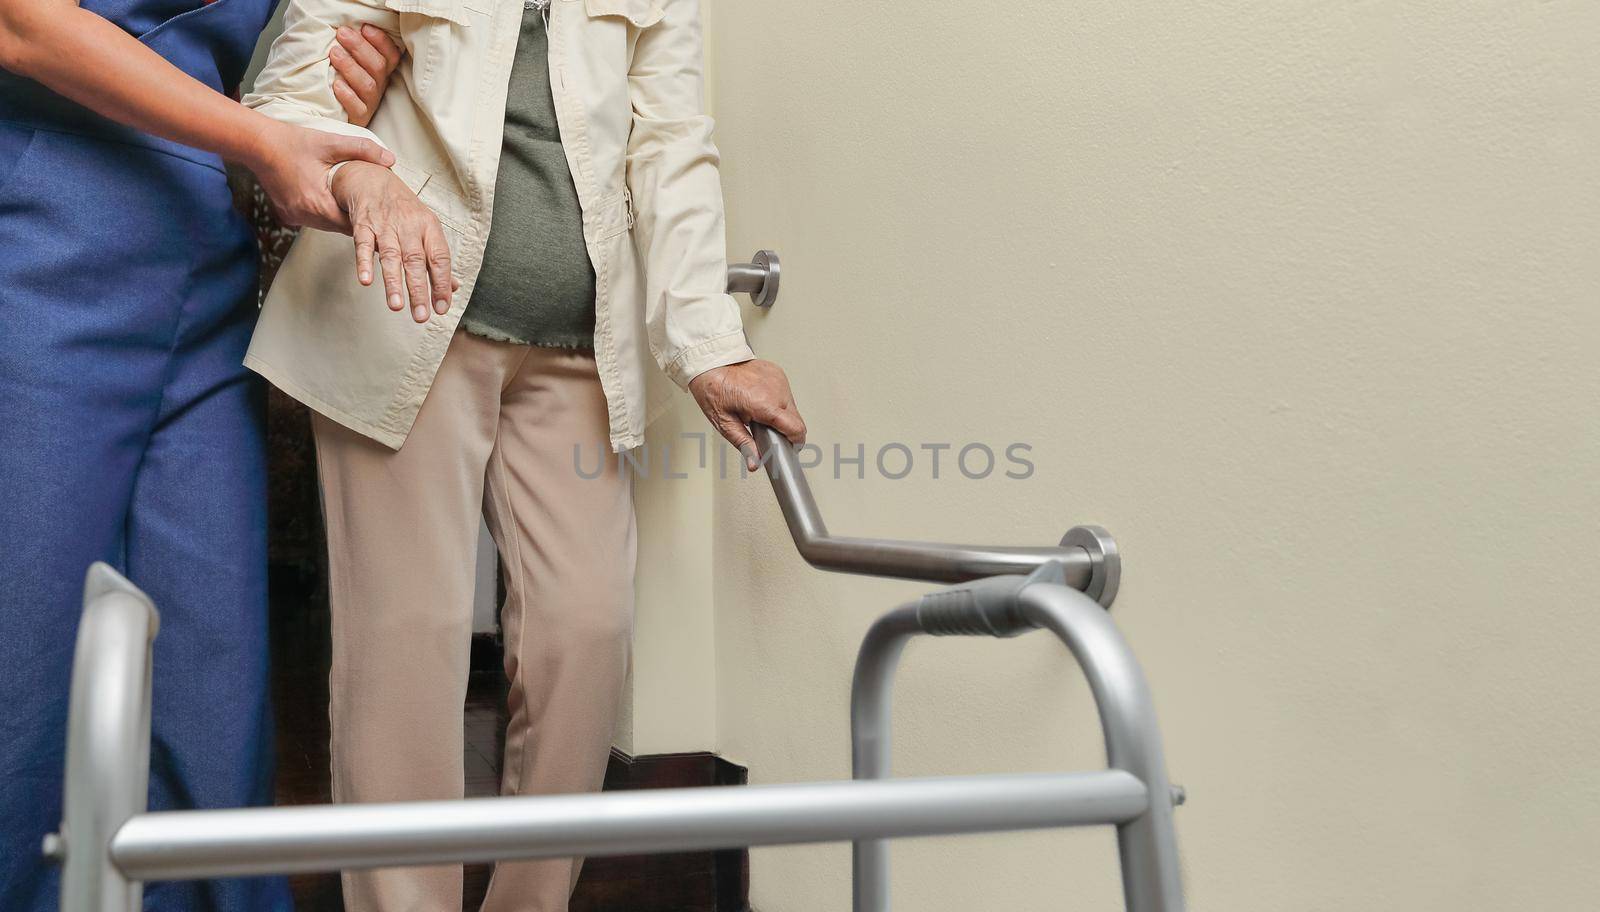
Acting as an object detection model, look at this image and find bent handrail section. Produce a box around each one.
[752,423,1121,605]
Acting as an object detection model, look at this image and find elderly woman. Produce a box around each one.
[242,0,806,909]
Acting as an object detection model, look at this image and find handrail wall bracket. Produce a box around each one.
[726,250,780,309]
[1063,524,1121,608]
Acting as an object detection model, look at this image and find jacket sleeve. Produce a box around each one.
[239,0,396,150]
[625,0,755,388]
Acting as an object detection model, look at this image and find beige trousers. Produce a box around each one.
[313,330,637,912]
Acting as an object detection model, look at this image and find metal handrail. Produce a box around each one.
[752,423,1121,605]
[724,252,1119,606]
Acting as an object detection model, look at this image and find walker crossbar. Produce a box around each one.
[111,771,1148,880]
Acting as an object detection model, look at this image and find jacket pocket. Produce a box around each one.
[583,0,664,29]
[391,160,433,197]
[586,187,636,241]
[380,0,472,95]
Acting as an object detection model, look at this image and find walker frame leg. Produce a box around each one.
[50,564,156,912]
[850,571,1184,912]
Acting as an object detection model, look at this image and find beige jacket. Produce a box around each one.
[242,0,752,451]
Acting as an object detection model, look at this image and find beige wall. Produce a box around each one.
[623,0,723,757]
[656,0,1600,909]
[628,369,719,755]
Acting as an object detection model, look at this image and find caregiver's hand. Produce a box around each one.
[329,24,403,128]
[331,161,456,323]
[688,359,807,471]
[249,120,394,233]
[0,0,392,236]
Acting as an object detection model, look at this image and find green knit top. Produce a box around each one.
[461,4,596,349]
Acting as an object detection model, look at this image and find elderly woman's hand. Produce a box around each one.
[688,359,806,471]
[330,161,457,323]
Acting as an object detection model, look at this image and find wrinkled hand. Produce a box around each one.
[688,359,806,470]
[331,161,457,323]
[329,24,402,128]
[249,120,394,233]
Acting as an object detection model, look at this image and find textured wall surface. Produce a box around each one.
[625,0,723,757]
[695,1,1600,909]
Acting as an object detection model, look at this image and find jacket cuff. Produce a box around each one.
[666,329,756,388]
[245,98,392,149]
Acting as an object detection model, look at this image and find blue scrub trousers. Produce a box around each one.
[0,3,288,909]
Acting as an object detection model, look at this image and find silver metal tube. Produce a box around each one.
[110,772,1148,881]
[725,261,767,295]
[850,583,1185,912]
[58,564,159,912]
[850,607,921,912]
[752,424,1097,586]
[1017,584,1185,912]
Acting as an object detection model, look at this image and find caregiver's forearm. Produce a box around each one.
[0,0,280,170]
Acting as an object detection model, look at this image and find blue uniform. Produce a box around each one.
[0,1,289,909]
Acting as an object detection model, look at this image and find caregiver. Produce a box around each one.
[0,3,401,909]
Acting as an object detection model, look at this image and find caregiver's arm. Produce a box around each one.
[245,0,455,318]
[0,0,393,232]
